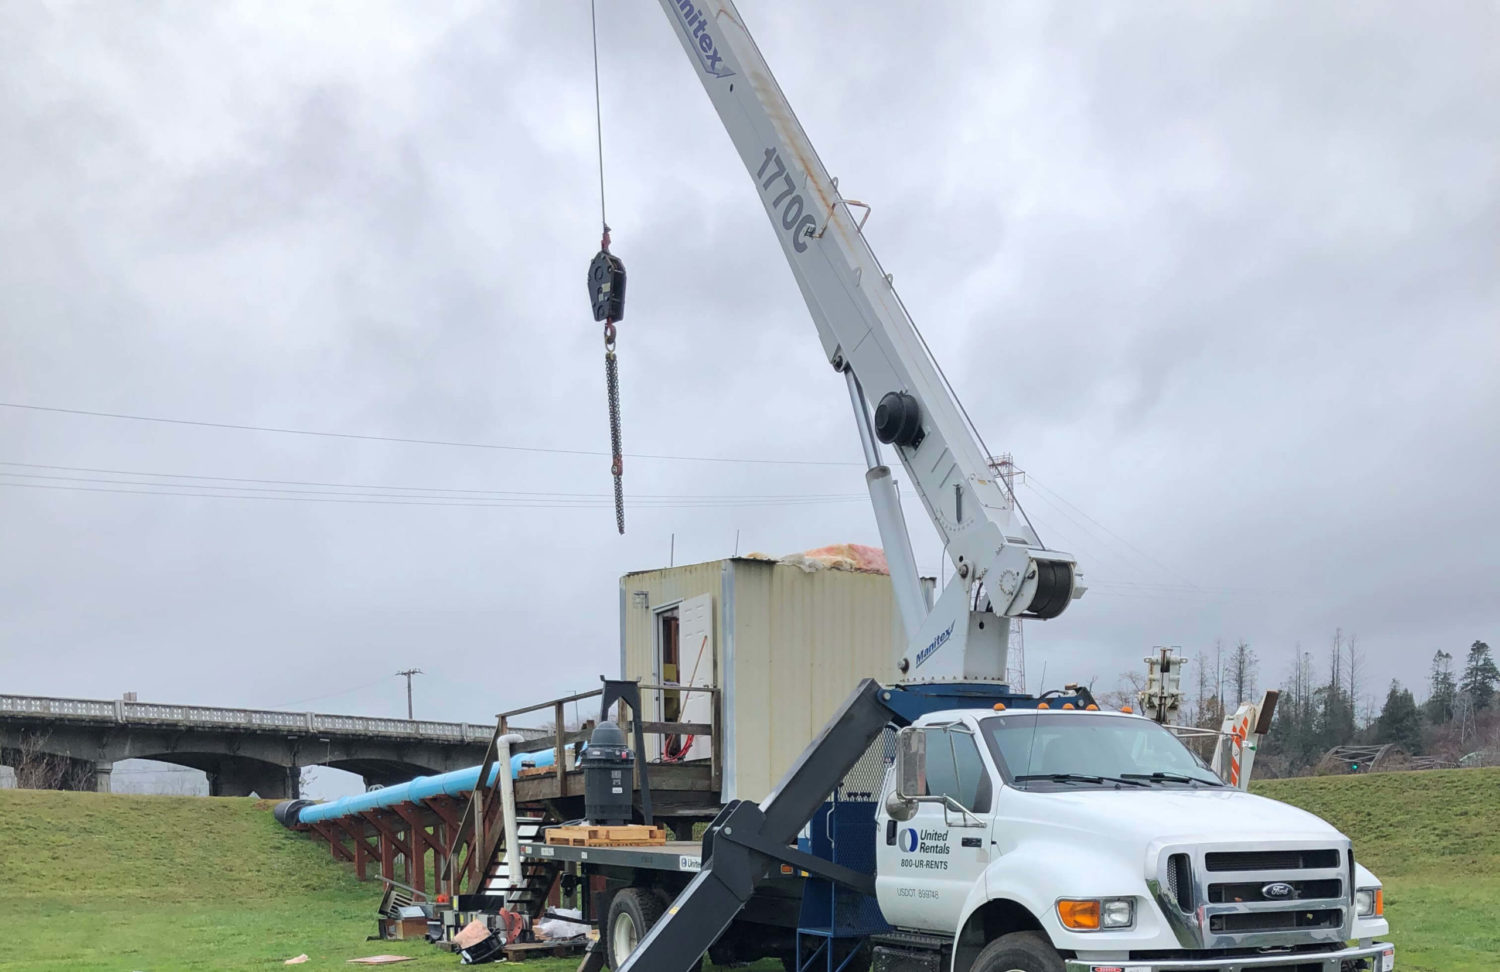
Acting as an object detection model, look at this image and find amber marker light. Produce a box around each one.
[1056,899,1101,930]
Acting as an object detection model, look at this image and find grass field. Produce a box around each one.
[0,769,1495,970]
[1252,768,1500,972]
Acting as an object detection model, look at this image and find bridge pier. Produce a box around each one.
[94,760,113,793]
[207,761,300,799]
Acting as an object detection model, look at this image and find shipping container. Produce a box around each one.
[619,556,906,803]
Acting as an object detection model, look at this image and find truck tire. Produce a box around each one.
[970,931,1065,972]
[604,887,702,970]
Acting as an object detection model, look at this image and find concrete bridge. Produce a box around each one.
[0,694,503,798]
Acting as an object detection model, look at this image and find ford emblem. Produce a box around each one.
[1262,882,1296,899]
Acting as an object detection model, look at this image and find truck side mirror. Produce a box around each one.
[898,726,926,797]
[886,727,925,821]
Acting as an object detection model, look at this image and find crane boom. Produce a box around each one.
[656,0,1082,683]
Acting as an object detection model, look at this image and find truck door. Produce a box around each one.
[875,724,995,932]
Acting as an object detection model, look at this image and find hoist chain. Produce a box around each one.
[605,329,624,534]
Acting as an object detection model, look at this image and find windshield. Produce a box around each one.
[980,713,1223,789]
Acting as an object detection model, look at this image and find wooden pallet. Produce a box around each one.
[504,938,588,962]
[543,824,667,847]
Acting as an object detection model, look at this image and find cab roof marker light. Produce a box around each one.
[1062,702,1075,709]
[1038,703,1050,709]
[992,703,1006,710]
[1085,703,1099,710]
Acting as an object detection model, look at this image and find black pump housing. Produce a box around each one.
[582,721,635,825]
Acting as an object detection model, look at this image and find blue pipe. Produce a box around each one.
[293,745,561,825]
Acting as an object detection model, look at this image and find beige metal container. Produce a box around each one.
[619,557,901,803]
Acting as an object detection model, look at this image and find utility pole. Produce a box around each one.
[395,669,423,720]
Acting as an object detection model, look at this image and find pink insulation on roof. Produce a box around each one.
[780,543,889,574]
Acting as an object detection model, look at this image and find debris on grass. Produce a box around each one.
[346,956,415,965]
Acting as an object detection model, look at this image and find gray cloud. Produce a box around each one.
[1,2,1494,795]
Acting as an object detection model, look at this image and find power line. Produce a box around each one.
[0,460,863,502]
[1024,474,1197,587]
[0,402,862,467]
[0,478,867,510]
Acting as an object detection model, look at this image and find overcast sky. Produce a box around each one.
[1,1,1495,793]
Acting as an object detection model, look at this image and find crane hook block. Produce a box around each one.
[874,391,924,448]
[588,250,627,323]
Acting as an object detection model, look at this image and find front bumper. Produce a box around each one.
[1066,940,1394,971]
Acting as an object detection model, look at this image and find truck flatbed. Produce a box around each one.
[520,839,703,873]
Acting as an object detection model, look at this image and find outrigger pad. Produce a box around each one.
[587,250,626,322]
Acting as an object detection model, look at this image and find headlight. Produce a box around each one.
[1101,898,1135,928]
[1355,887,1384,917]
[1056,897,1135,931]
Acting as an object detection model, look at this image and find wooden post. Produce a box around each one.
[554,701,567,796]
[339,818,369,881]
[362,811,409,883]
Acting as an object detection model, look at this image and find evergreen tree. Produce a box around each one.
[1375,680,1422,754]
[1460,640,1498,711]
[1426,650,1457,724]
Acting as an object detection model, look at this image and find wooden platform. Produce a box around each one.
[504,938,589,961]
[544,824,667,847]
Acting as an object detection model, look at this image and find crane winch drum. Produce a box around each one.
[582,720,635,825]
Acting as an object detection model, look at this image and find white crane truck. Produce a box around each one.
[556,3,1397,970]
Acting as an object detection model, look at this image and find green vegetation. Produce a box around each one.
[0,789,766,971]
[2,770,1496,970]
[1254,767,1500,972]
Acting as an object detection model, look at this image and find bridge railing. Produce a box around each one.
[0,693,525,745]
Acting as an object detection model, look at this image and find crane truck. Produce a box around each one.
[559,3,1398,970]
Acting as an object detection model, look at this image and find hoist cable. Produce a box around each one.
[590,0,607,231]
[590,0,624,533]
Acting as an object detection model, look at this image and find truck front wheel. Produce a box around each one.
[970,931,1065,972]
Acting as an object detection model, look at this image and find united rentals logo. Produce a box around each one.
[913,622,955,669]
[899,827,919,853]
[671,0,735,78]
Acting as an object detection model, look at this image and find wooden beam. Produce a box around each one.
[425,794,462,832]
[336,818,370,881]
[310,821,353,862]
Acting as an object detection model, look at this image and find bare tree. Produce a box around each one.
[1229,640,1259,706]
[1213,639,1225,713]
[1347,633,1363,727]
[1100,669,1148,711]
[11,730,71,790]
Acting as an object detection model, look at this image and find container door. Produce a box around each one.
[672,594,715,762]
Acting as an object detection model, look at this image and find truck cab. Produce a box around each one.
[876,707,1394,972]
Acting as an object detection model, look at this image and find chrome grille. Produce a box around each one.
[1152,840,1353,949]
[1205,849,1340,871]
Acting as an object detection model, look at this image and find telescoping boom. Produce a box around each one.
[657,0,1083,687]
[609,3,1088,970]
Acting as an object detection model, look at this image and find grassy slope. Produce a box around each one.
[0,790,453,971]
[1253,767,1500,972]
[1,770,1495,970]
